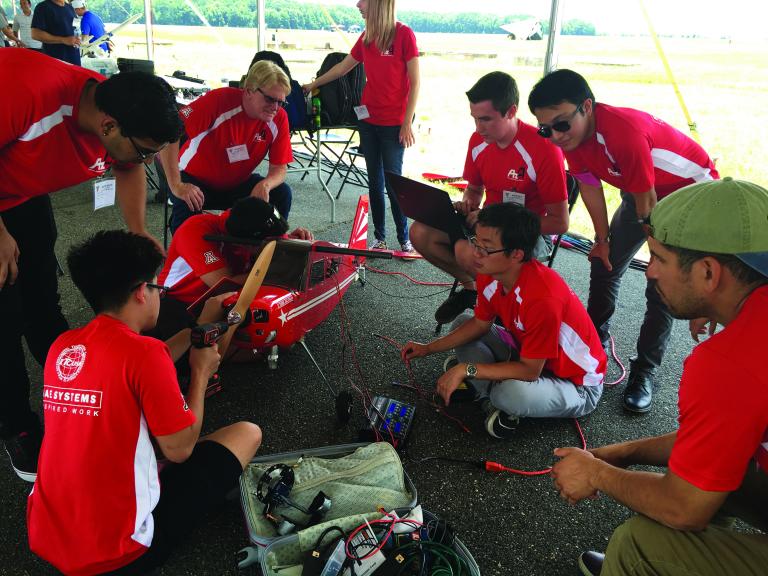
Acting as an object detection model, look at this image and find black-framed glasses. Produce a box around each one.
[469,236,508,257]
[132,281,170,298]
[537,103,584,138]
[128,136,166,162]
[255,87,288,108]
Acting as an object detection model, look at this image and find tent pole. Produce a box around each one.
[544,0,562,74]
[144,0,154,62]
[257,0,266,51]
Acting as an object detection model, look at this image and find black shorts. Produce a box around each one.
[104,440,242,575]
[447,214,472,249]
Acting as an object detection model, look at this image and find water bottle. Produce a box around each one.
[312,93,321,130]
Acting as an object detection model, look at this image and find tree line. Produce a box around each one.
[84,0,595,36]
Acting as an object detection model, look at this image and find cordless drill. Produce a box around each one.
[190,310,243,348]
[190,320,229,348]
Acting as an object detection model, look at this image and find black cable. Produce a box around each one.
[312,525,347,551]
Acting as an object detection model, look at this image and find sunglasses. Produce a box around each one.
[132,281,171,298]
[256,87,288,108]
[469,236,507,257]
[537,103,584,138]
[128,136,166,162]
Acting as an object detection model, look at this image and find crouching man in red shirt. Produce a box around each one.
[403,203,606,439]
[552,178,768,575]
[27,230,262,575]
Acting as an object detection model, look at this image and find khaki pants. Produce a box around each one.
[603,464,768,575]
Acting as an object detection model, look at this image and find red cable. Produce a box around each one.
[483,418,588,476]
[345,514,424,561]
[364,264,455,287]
[604,333,627,387]
[374,333,471,434]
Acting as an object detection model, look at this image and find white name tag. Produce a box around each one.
[93,178,116,210]
[354,105,370,120]
[226,144,249,163]
[503,190,526,206]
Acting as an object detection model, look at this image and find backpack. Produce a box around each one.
[316,52,366,126]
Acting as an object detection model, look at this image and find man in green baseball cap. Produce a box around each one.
[550,177,768,575]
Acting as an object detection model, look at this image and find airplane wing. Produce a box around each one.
[81,13,142,56]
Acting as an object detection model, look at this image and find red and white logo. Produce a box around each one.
[88,158,108,172]
[180,106,193,118]
[55,345,87,382]
[203,250,220,265]
[507,167,525,181]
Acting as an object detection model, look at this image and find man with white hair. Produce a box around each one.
[160,60,295,233]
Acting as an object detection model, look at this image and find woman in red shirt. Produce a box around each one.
[304,0,420,253]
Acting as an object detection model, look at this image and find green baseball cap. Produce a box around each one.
[649,177,768,277]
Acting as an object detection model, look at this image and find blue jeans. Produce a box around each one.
[357,120,408,244]
[168,172,292,234]
[587,191,673,373]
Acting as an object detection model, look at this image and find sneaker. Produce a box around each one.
[370,239,387,250]
[484,409,519,439]
[4,429,42,482]
[434,288,477,324]
[399,240,418,257]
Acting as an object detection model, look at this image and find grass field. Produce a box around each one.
[113,26,768,236]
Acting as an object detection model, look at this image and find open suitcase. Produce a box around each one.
[238,442,480,575]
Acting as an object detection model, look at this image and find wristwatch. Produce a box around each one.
[465,363,477,378]
[593,234,610,244]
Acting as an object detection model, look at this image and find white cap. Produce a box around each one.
[71,0,85,9]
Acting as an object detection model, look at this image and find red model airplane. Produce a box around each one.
[200,196,389,382]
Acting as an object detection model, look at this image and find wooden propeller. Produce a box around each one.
[217,240,276,358]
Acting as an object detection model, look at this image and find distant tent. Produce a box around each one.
[500,19,543,41]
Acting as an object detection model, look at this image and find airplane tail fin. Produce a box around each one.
[348,195,369,250]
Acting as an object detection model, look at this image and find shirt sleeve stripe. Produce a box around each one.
[651,148,714,182]
[19,105,73,141]
[513,140,537,183]
[179,106,242,171]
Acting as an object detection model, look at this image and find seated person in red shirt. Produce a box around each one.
[27,230,263,576]
[552,178,768,576]
[410,72,568,325]
[403,203,606,439]
[159,60,295,234]
[154,197,312,339]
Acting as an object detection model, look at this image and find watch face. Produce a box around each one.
[466,363,477,377]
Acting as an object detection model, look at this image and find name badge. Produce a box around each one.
[226,144,249,163]
[503,190,526,206]
[93,178,116,210]
[354,105,370,120]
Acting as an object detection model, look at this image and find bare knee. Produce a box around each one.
[409,221,432,251]
[204,421,262,469]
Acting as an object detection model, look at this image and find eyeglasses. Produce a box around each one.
[255,87,288,108]
[128,136,166,162]
[132,281,170,298]
[536,103,584,138]
[469,236,508,257]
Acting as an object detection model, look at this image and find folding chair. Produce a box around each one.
[336,145,368,199]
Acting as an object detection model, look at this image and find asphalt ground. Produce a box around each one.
[0,162,694,576]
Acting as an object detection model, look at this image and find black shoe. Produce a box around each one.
[442,355,476,403]
[484,409,519,439]
[578,551,604,575]
[434,289,477,324]
[623,368,654,413]
[4,429,42,482]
